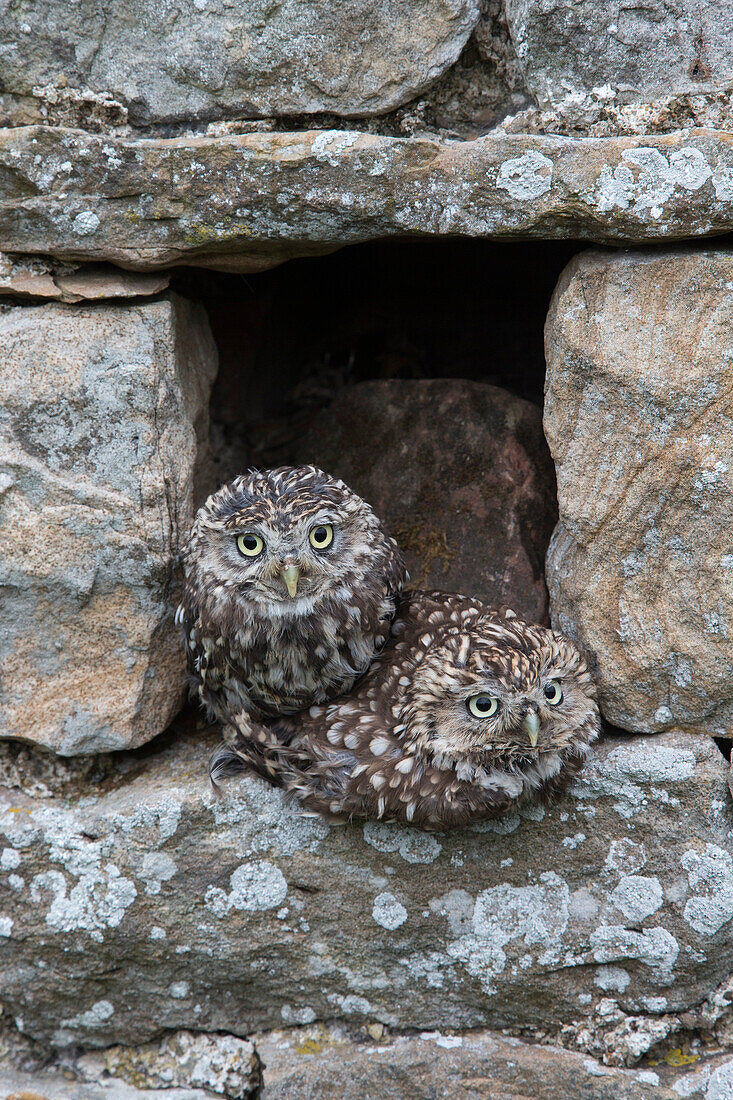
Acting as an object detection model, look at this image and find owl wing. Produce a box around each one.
[177,585,261,724]
[383,535,409,603]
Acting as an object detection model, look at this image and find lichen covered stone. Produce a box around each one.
[0,295,217,754]
[545,248,733,737]
[0,729,731,1051]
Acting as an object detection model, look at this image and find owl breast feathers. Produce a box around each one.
[211,590,601,831]
[177,465,407,723]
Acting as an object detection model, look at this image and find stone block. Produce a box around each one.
[0,295,217,754]
[545,248,733,736]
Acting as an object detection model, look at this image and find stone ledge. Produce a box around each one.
[1,1022,726,1099]
[3,127,733,273]
[1,728,732,1053]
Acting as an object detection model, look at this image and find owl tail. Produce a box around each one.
[208,711,301,791]
[208,742,253,789]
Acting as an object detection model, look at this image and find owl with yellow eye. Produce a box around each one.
[178,466,407,724]
[211,590,601,829]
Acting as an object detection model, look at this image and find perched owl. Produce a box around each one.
[177,465,407,724]
[210,590,600,830]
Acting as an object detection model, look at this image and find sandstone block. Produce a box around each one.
[0,729,731,1051]
[0,295,217,754]
[0,0,480,126]
[295,378,557,620]
[505,0,733,111]
[256,1024,682,1098]
[544,248,733,736]
[0,255,171,303]
[1,129,733,274]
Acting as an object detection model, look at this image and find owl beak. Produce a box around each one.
[280,563,301,599]
[522,710,540,748]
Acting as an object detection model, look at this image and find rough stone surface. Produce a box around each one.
[0,1066,214,1099]
[0,295,217,755]
[505,0,733,112]
[545,248,733,738]
[1,728,732,1055]
[2,128,733,273]
[503,89,733,139]
[7,1026,730,1098]
[256,1024,685,1098]
[0,0,480,126]
[78,1031,261,1098]
[0,255,170,302]
[295,378,556,620]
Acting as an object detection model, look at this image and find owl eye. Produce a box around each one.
[236,533,265,558]
[544,680,563,706]
[309,524,334,550]
[467,694,499,719]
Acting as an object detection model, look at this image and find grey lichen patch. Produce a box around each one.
[594,966,630,992]
[610,876,664,923]
[372,892,408,931]
[570,742,697,818]
[2,798,139,942]
[54,1000,115,1047]
[448,873,570,995]
[362,822,442,864]
[205,860,288,916]
[495,150,553,199]
[137,852,177,896]
[681,845,733,935]
[593,146,718,219]
[589,926,679,982]
[206,777,329,857]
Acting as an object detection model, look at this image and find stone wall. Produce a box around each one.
[3,2,733,1097]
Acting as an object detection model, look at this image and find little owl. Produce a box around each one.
[210,590,600,829]
[177,465,407,724]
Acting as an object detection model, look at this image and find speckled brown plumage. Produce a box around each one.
[211,590,601,830]
[177,465,407,724]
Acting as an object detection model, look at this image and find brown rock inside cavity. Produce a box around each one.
[294,378,556,621]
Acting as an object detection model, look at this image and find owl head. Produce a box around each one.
[184,466,405,621]
[402,614,599,771]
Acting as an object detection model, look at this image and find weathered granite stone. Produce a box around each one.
[0,295,217,755]
[1,728,731,1056]
[256,1024,684,1098]
[505,0,733,112]
[0,0,480,126]
[295,379,556,620]
[2,128,733,273]
[544,248,733,737]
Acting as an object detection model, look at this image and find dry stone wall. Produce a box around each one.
[3,2,733,1096]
